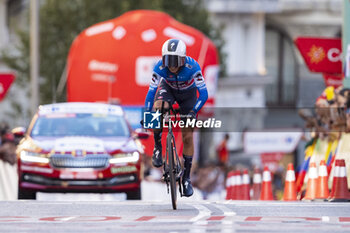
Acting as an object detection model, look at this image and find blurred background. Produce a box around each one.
[0,0,346,201]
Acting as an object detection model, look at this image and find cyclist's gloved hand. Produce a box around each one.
[187,110,197,119]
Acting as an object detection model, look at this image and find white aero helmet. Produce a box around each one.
[161,39,186,68]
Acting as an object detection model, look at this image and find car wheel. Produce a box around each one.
[18,188,36,200]
[126,188,141,200]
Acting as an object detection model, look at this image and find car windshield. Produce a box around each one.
[31,113,130,137]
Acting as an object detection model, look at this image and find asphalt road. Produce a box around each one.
[1,200,350,233]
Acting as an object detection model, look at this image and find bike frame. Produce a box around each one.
[161,102,183,210]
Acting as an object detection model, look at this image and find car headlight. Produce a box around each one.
[20,151,49,164]
[109,152,140,164]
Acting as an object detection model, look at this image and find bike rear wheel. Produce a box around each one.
[168,135,177,210]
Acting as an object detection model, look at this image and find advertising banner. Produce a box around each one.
[244,130,303,154]
[0,73,15,101]
[322,73,344,88]
[66,10,219,107]
[295,37,342,73]
[260,152,284,173]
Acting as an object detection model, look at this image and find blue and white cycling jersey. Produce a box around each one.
[144,56,208,113]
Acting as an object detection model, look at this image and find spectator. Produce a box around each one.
[143,155,162,182]
[11,127,26,145]
[192,163,226,200]
[0,123,16,165]
[216,133,230,166]
[0,122,9,145]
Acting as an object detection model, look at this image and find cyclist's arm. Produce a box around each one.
[192,70,208,113]
[144,73,161,111]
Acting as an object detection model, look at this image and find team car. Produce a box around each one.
[17,102,148,200]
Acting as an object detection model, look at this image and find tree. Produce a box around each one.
[2,0,225,104]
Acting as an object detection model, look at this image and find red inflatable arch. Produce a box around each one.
[67,10,219,107]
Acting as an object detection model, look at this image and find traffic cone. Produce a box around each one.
[251,167,262,200]
[225,171,234,200]
[259,166,274,200]
[241,169,250,200]
[303,162,318,201]
[328,159,350,202]
[235,170,243,200]
[231,171,238,200]
[315,160,329,200]
[283,163,297,201]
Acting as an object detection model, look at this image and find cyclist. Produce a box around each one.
[144,38,208,197]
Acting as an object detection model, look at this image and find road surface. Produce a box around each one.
[1,200,350,232]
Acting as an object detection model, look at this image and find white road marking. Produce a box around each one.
[322,216,330,222]
[190,204,211,233]
[215,204,237,216]
[61,216,77,222]
[189,204,212,222]
[212,204,237,233]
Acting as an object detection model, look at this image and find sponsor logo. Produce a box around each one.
[85,22,114,36]
[165,79,194,89]
[163,27,195,46]
[327,48,342,62]
[143,111,222,129]
[307,45,326,64]
[88,60,118,73]
[21,165,53,174]
[143,110,162,129]
[162,117,222,129]
[159,89,167,94]
[111,166,137,174]
[136,56,161,86]
[167,39,179,51]
[74,150,85,158]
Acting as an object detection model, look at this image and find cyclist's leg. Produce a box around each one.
[151,81,175,167]
[152,99,170,145]
[176,88,197,197]
[181,127,194,173]
[153,80,175,144]
[177,87,197,159]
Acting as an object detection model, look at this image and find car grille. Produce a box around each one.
[50,154,110,168]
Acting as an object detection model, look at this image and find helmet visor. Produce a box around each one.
[162,55,184,68]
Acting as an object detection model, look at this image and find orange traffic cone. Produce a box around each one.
[259,166,274,200]
[283,163,297,201]
[329,159,350,202]
[328,160,337,199]
[303,162,318,201]
[241,169,250,200]
[225,171,234,200]
[235,170,243,200]
[315,160,329,200]
[231,171,238,200]
[251,167,262,200]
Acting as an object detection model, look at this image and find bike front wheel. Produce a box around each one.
[168,135,177,210]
